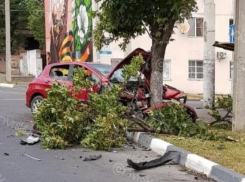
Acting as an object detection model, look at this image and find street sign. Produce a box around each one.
[229,24,235,43]
[99,51,112,55]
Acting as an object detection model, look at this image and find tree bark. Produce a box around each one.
[150,22,175,106]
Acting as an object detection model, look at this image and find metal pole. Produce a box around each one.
[231,0,235,96]
[203,0,215,108]
[232,0,245,131]
[5,0,11,82]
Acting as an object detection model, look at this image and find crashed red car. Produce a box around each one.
[26,48,197,121]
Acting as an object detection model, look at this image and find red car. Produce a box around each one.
[26,48,197,120]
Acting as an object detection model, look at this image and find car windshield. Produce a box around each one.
[89,64,141,82]
[89,64,112,76]
[110,69,139,83]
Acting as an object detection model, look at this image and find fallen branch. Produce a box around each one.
[128,115,155,132]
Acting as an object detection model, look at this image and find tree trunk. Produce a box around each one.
[150,42,166,106]
[150,22,175,106]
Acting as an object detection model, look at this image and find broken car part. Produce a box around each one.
[83,154,102,161]
[127,151,180,170]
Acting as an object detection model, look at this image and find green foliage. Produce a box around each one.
[0,0,28,53]
[89,85,126,118]
[81,113,128,151]
[81,84,128,151]
[93,0,197,50]
[121,54,145,83]
[72,0,92,51]
[209,95,233,125]
[34,82,90,149]
[0,0,45,53]
[148,103,212,139]
[35,67,128,150]
[72,67,94,92]
[25,0,45,49]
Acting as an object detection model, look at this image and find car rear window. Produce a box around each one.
[50,65,70,80]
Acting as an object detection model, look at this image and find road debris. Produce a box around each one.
[226,136,239,142]
[24,153,41,161]
[20,135,40,145]
[55,156,65,160]
[127,151,180,170]
[142,147,151,151]
[83,154,102,161]
[15,129,27,137]
[7,134,15,138]
[4,153,9,156]
[23,119,34,123]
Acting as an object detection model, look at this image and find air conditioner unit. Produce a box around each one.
[217,52,227,59]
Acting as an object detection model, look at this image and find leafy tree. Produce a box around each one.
[93,0,197,105]
[0,0,45,54]
[25,0,45,49]
[0,0,28,53]
[0,3,4,52]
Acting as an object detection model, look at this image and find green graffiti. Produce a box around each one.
[72,0,92,52]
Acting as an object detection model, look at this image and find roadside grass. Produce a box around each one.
[185,93,228,101]
[158,126,245,175]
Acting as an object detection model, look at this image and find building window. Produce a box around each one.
[230,61,234,79]
[163,60,171,80]
[188,60,203,80]
[188,18,204,37]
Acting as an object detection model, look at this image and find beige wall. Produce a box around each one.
[98,0,234,94]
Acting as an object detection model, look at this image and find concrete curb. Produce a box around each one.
[0,83,14,88]
[127,132,245,182]
[0,82,28,88]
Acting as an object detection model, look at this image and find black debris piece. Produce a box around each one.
[83,154,102,161]
[127,151,180,170]
[142,147,151,152]
[4,153,9,156]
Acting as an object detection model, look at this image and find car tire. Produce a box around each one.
[31,95,43,113]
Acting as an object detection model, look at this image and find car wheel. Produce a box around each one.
[31,95,43,113]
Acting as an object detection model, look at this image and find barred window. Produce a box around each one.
[188,60,203,79]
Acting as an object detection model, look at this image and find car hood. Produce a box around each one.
[106,48,151,80]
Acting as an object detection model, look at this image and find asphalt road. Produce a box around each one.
[0,86,213,182]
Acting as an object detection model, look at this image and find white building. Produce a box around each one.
[95,0,234,94]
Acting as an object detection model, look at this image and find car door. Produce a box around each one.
[43,64,73,90]
[70,64,102,102]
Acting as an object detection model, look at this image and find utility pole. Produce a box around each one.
[232,0,245,131]
[5,0,11,82]
[203,0,215,108]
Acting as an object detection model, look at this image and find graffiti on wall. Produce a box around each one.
[45,0,93,64]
